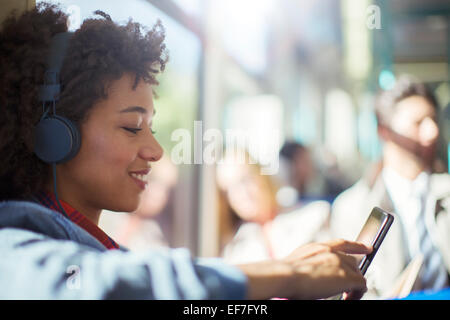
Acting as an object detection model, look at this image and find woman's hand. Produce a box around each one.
[237,239,372,300]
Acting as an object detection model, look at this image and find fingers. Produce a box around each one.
[282,242,369,299]
[286,239,371,264]
[335,251,359,272]
[332,251,367,295]
[326,239,370,294]
[343,290,365,300]
[336,253,366,282]
[326,239,372,255]
[341,269,367,295]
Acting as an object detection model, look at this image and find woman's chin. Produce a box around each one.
[106,199,140,214]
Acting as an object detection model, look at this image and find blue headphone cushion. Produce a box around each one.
[34,115,80,164]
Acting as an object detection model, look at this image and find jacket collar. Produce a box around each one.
[33,191,120,250]
[0,200,109,251]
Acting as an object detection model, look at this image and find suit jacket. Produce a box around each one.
[330,169,450,299]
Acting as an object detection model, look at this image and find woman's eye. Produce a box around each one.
[122,127,142,134]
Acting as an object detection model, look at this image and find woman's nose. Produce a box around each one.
[139,135,164,162]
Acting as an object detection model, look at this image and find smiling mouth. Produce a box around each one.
[130,172,149,183]
[129,169,151,189]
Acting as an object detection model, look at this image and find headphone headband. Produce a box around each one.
[39,32,74,102]
[34,31,80,165]
[34,32,77,219]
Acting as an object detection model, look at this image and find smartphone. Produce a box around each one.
[356,207,394,275]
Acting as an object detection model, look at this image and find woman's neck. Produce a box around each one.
[44,185,102,226]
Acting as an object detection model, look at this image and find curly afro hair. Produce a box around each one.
[0,2,168,201]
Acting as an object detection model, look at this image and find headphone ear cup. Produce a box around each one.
[58,115,81,162]
[34,115,81,164]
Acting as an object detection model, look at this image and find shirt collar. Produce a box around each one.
[34,190,120,250]
[382,166,430,198]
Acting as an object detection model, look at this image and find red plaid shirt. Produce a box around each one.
[35,190,120,250]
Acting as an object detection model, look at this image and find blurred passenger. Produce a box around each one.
[279,141,349,204]
[99,155,178,250]
[330,75,450,299]
[316,146,354,201]
[279,141,315,199]
[217,149,330,264]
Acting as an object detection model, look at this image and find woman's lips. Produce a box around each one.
[130,174,148,190]
[129,169,150,190]
[130,168,151,175]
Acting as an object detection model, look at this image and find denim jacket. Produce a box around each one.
[0,201,247,299]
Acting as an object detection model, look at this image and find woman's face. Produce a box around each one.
[57,73,163,215]
[226,165,275,224]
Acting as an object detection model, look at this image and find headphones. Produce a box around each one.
[34,32,80,218]
[34,32,81,164]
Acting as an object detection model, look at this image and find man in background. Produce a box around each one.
[330,75,450,299]
[279,141,349,204]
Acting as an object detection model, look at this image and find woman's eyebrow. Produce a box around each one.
[119,106,154,114]
[119,106,146,114]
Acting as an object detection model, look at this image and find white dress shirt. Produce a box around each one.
[382,166,448,290]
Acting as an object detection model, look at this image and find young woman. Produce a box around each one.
[0,3,370,299]
[216,149,330,264]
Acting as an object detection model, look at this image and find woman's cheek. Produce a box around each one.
[88,128,127,163]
